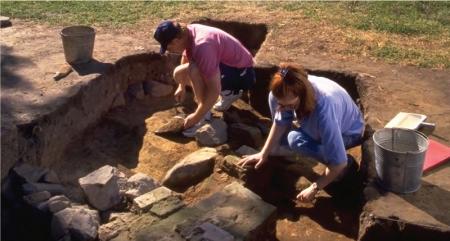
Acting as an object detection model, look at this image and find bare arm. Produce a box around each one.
[317,162,347,189]
[181,54,188,64]
[183,69,220,128]
[261,122,289,158]
[195,72,220,120]
[297,158,347,203]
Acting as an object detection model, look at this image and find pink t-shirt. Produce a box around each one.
[184,24,254,84]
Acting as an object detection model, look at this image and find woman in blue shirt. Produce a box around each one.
[239,62,364,203]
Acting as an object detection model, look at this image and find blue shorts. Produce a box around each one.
[219,63,255,94]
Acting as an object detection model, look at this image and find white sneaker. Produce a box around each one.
[213,90,242,112]
[204,110,212,121]
[182,111,211,138]
[182,120,206,137]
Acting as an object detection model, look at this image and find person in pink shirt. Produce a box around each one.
[154,20,255,137]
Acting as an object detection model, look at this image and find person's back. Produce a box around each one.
[301,75,364,142]
[185,24,253,80]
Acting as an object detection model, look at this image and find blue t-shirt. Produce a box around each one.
[274,75,364,164]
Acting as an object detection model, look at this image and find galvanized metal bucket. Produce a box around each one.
[60,26,95,64]
[373,128,428,193]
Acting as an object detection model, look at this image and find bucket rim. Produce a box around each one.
[373,127,429,154]
[60,25,96,37]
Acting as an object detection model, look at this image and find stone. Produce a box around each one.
[23,190,51,205]
[138,182,277,241]
[48,195,71,213]
[199,222,234,241]
[0,16,12,28]
[143,80,173,97]
[22,182,65,195]
[13,163,48,183]
[98,212,148,241]
[195,182,277,240]
[113,213,159,241]
[229,123,263,148]
[235,145,259,156]
[220,155,246,179]
[78,165,122,211]
[51,206,100,241]
[149,195,185,218]
[110,231,130,241]
[35,200,51,212]
[137,232,184,241]
[125,173,159,199]
[43,170,61,184]
[162,148,218,190]
[154,116,184,135]
[133,186,175,211]
[53,64,73,81]
[176,220,235,241]
[195,119,228,147]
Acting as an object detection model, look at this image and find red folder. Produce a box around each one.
[423,139,450,172]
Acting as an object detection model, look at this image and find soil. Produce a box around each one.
[1,13,449,241]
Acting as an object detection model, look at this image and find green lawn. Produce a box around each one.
[1,1,449,68]
[0,1,203,26]
[275,1,450,36]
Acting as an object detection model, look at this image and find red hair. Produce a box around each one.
[270,62,316,117]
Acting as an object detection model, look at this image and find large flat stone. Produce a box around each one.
[194,182,277,240]
[149,195,185,218]
[98,212,150,241]
[135,182,277,241]
[133,186,176,211]
[359,138,450,241]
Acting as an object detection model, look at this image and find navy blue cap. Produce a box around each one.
[153,20,180,54]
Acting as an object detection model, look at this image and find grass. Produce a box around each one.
[373,44,450,68]
[276,1,450,36]
[0,1,204,27]
[1,1,449,69]
[274,1,450,69]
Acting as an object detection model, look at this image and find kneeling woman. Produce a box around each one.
[239,63,364,203]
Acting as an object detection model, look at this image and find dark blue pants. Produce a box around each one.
[219,63,255,94]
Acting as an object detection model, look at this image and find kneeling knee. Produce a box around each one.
[287,131,300,149]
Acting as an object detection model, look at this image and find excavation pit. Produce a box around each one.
[1,54,366,241]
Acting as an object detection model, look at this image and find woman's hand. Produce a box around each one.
[296,183,319,203]
[174,84,186,103]
[238,152,268,169]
